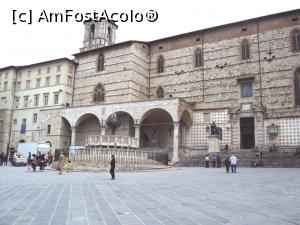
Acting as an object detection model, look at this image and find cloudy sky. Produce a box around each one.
[0,0,299,68]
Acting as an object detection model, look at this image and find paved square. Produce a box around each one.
[0,166,299,225]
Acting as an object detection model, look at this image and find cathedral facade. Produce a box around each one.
[1,9,300,162]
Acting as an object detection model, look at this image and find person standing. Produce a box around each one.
[224,156,230,173]
[58,152,65,175]
[211,153,217,168]
[110,155,115,180]
[205,155,210,168]
[224,144,229,154]
[229,153,238,174]
[0,152,4,166]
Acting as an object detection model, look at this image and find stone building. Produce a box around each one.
[2,9,300,163]
[0,59,76,153]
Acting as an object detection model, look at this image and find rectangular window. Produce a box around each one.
[5,72,8,79]
[27,70,31,77]
[47,67,51,74]
[4,82,8,91]
[240,82,253,98]
[12,132,16,142]
[54,93,59,105]
[31,132,36,142]
[33,113,38,123]
[56,75,61,84]
[44,94,49,105]
[45,77,50,86]
[16,81,21,90]
[34,95,39,107]
[57,65,61,72]
[0,120,3,131]
[21,119,26,134]
[26,80,30,89]
[67,76,73,86]
[13,119,17,125]
[24,96,29,108]
[36,78,41,88]
[69,65,73,73]
[38,68,42,75]
[47,124,51,134]
[15,97,20,108]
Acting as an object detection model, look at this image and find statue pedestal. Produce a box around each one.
[208,135,220,153]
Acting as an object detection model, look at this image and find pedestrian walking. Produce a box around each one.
[0,152,4,166]
[224,156,230,173]
[110,155,115,180]
[212,153,217,168]
[31,154,37,172]
[205,155,210,168]
[58,152,65,175]
[229,153,238,174]
[3,153,8,165]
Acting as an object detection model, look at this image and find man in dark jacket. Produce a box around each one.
[110,155,115,180]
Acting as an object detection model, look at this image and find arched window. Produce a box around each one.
[107,26,112,43]
[156,87,164,98]
[294,68,300,105]
[90,24,95,39]
[157,55,164,73]
[93,83,105,103]
[97,53,104,71]
[194,48,203,67]
[241,39,250,60]
[291,29,300,52]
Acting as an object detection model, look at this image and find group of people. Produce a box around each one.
[29,152,53,172]
[0,152,8,166]
[205,152,238,173]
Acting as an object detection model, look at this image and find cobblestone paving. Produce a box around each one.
[0,166,299,225]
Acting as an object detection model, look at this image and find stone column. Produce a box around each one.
[134,124,140,148]
[171,122,180,163]
[101,124,106,136]
[71,127,76,146]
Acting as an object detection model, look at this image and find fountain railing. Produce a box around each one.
[86,135,138,148]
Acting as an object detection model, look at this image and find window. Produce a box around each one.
[15,97,20,108]
[291,29,300,52]
[24,96,29,108]
[93,83,105,102]
[194,48,203,67]
[44,94,49,105]
[38,68,42,75]
[156,87,164,98]
[5,72,8,79]
[241,39,250,60]
[107,26,112,43]
[68,65,73,73]
[45,77,50,86]
[18,71,22,78]
[33,113,38,123]
[157,55,164,73]
[54,93,59,104]
[27,70,31,77]
[13,119,17,125]
[34,95,39,106]
[0,120,3,131]
[4,82,8,91]
[12,132,16,142]
[56,75,61,84]
[294,68,300,105]
[97,53,104,71]
[47,125,51,134]
[21,119,26,134]
[16,81,21,90]
[67,76,73,86]
[90,24,95,39]
[240,82,253,98]
[31,132,36,142]
[47,67,51,74]
[36,78,41,88]
[57,65,61,72]
[26,80,30,89]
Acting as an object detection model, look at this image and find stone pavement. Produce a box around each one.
[0,166,300,225]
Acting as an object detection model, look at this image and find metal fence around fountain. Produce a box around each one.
[70,147,169,165]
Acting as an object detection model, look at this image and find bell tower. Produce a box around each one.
[80,20,118,52]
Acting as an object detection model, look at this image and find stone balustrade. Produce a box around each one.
[86,135,138,148]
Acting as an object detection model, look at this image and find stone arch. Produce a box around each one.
[240,38,250,60]
[179,110,193,147]
[140,108,174,149]
[156,86,164,98]
[291,28,300,52]
[105,111,135,136]
[75,113,101,146]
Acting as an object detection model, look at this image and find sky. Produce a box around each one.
[0,0,299,68]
